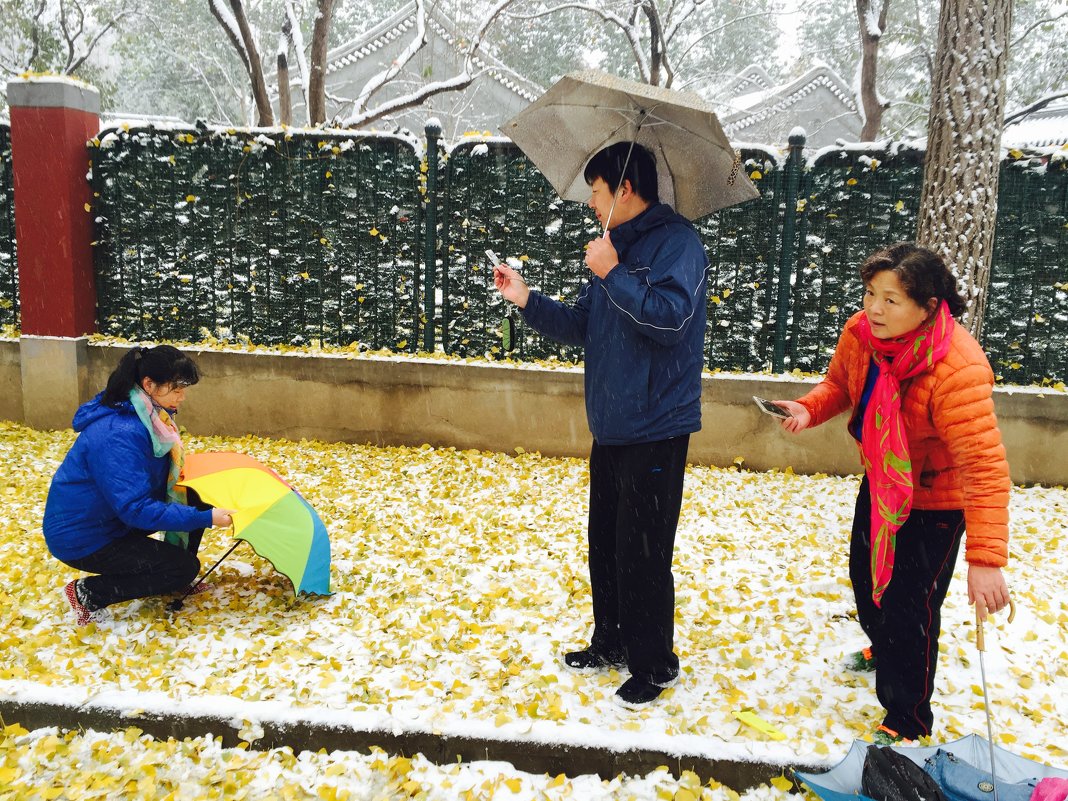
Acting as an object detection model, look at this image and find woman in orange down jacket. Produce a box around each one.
[773,242,1011,745]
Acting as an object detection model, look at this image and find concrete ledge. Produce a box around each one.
[20,336,91,430]
[0,339,1063,485]
[0,698,822,788]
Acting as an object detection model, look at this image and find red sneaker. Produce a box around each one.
[64,580,92,626]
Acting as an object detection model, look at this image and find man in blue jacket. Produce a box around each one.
[493,142,709,706]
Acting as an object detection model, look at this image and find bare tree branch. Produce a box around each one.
[283,0,310,113]
[346,0,519,128]
[28,0,47,70]
[210,0,274,125]
[209,0,251,74]
[346,68,492,129]
[504,2,651,82]
[351,0,430,114]
[1011,10,1068,48]
[69,8,133,75]
[672,8,789,72]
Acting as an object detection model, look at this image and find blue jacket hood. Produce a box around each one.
[611,202,698,249]
[72,393,129,432]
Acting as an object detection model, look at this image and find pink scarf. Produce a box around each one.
[130,387,189,547]
[856,301,954,607]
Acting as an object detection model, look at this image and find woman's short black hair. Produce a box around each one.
[101,345,201,407]
[860,242,968,317]
[583,141,660,204]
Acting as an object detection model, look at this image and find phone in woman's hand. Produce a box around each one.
[753,396,793,418]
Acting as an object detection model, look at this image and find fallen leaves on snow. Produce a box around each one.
[0,419,1065,779]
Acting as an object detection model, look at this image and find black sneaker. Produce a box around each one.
[615,676,669,707]
[563,646,625,672]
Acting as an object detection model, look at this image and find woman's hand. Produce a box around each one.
[968,564,1010,617]
[211,508,234,528]
[493,263,530,309]
[772,400,812,433]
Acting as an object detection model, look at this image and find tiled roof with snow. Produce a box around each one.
[323,2,541,104]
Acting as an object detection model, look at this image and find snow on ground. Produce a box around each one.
[0,420,1065,798]
[0,723,797,801]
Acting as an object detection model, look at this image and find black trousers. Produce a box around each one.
[61,531,202,611]
[587,435,688,684]
[849,477,964,739]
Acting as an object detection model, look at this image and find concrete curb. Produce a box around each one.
[0,698,825,789]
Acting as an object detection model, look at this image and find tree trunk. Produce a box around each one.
[916,0,1012,338]
[643,1,663,87]
[277,52,292,126]
[856,0,890,140]
[308,0,336,125]
[229,0,274,126]
[210,0,274,126]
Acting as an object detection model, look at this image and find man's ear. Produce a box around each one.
[618,178,633,199]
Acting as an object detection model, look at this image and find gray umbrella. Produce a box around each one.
[501,69,759,220]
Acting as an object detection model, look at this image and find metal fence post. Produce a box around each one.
[422,119,441,352]
[772,129,806,372]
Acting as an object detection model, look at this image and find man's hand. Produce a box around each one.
[585,233,619,279]
[772,400,812,433]
[493,263,530,309]
[968,564,1010,618]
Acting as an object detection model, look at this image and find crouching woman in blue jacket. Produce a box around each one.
[44,345,232,625]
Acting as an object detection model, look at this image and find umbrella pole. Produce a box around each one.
[167,541,242,612]
[600,129,644,236]
[975,597,1016,801]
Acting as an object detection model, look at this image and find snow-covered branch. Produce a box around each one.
[282,0,309,112]
[344,69,491,129]
[1003,90,1068,127]
[209,0,250,73]
[209,0,274,125]
[351,0,430,113]
[343,0,518,129]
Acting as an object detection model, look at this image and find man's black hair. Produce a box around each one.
[583,141,659,203]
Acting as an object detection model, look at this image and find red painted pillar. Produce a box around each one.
[8,77,99,336]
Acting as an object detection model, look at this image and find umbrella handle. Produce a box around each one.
[167,540,242,613]
[975,596,1016,652]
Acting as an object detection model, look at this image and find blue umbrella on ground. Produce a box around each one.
[796,735,1068,801]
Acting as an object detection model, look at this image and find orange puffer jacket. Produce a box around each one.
[797,311,1010,567]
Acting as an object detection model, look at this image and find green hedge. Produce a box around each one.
[0,121,1063,385]
[89,124,424,350]
[0,125,16,331]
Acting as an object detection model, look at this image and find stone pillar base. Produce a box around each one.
[20,336,90,430]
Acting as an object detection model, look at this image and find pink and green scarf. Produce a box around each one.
[129,387,190,547]
[856,301,954,607]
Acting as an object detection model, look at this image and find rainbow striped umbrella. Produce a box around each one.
[176,452,331,597]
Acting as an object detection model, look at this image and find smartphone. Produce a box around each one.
[753,396,792,419]
[485,249,501,268]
